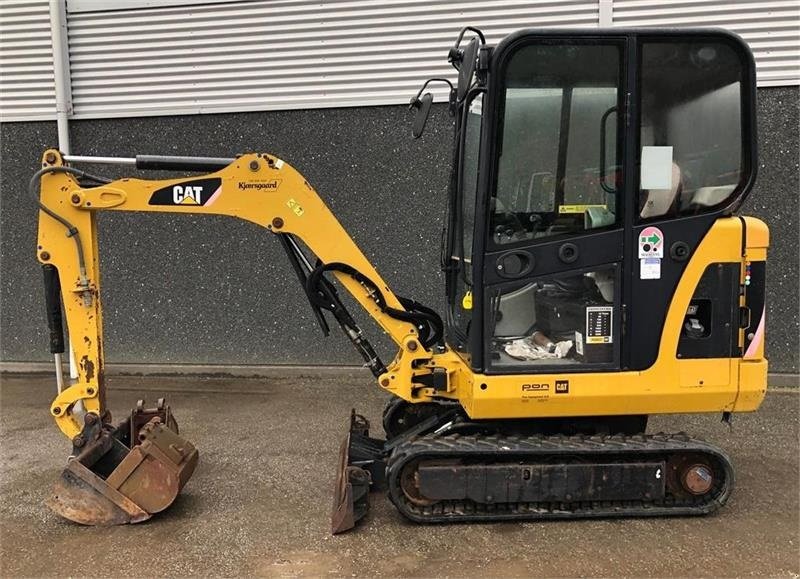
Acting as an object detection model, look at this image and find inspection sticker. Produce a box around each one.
[638,226,664,258]
[640,257,661,280]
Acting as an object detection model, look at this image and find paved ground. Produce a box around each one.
[1,373,798,578]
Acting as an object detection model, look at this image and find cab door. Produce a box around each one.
[626,34,756,370]
[475,36,628,374]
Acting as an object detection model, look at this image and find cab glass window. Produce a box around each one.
[489,266,617,370]
[639,41,745,220]
[491,43,622,246]
[450,93,483,348]
[458,94,483,277]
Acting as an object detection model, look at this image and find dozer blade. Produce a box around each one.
[47,399,198,526]
[331,410,386,534]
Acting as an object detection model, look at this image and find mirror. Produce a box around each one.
[411,92,434,138]
[456,38,479,102]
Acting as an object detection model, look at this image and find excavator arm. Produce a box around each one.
[34,148,466,528]
[36,149,464,439]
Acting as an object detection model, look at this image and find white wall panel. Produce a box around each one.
[0,0,56,121]
[612,0,800,86]
[1,0,797,121]
[65,0,599,119]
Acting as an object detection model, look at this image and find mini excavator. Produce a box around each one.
[34,27,768,532]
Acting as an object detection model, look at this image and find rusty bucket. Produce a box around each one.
[47,399,198,526]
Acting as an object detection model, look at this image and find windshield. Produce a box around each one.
[491,43,622,245]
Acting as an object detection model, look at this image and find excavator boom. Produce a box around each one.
[37,150,461,439]
[35,149,461,526]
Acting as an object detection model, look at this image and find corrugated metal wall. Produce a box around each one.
[611,0,800,87]
[65,0,599,119]
[1,0,798,121]
[0,0,56,120]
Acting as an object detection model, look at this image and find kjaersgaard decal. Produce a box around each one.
[238,180,281,191]
[149,178,222,206]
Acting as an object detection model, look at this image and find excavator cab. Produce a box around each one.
[441,28,758,377]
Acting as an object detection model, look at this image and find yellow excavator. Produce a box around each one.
[34,27,768,532]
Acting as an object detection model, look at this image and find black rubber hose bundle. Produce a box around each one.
[307,262,444,349]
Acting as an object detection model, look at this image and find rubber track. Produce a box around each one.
[386,431,734,523]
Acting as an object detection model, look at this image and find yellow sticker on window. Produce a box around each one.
[559,204,607,214]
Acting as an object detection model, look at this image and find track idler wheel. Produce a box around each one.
[399,460,436,507]
[665,453,718,499]
[47,399,198,526]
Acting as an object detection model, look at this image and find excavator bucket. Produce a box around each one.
[331,410,386,534]
[47,399,198,526]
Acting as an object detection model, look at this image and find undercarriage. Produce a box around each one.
[333,400,732,532]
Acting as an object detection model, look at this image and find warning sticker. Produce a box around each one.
[586,306,613,344]
[558,204,607,214]
[638,226,664,258]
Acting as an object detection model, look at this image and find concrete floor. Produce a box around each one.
[0,373,798,578]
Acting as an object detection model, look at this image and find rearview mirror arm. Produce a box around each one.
[448,26,486,69]
[410,78,456,117]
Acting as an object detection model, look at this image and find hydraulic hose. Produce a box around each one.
[30,165,110,292]
[307,262,444,349]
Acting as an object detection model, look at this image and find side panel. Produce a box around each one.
[627,33,758,370]
[627,214,717,368]
[676,262,741,359]
[459,216,768,419]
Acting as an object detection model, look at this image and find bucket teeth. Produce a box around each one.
[46,400,198,526]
